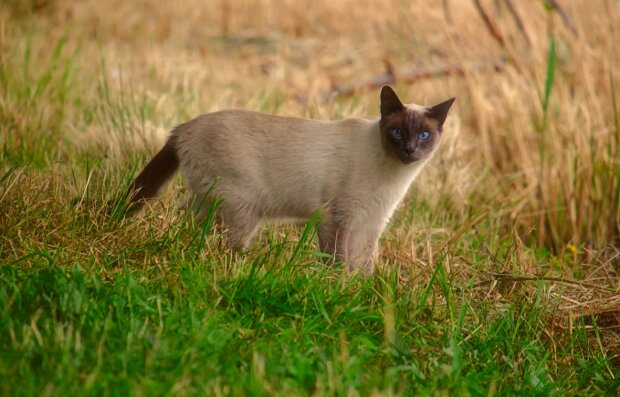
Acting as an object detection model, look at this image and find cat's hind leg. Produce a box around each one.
[218,200,261,251]
[188,180,261,251]
[187,192,218,221]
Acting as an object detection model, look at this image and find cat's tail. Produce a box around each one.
[126,135,180,210]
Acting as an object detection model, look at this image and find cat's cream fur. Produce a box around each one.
[128,86,455,273]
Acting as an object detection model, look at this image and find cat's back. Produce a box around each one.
[175,109,332,143]
[173,109,369,163]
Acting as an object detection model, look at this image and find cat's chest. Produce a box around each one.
[346,165,419,211]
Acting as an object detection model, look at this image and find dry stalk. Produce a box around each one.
[476,273,617,293]
[442,0,453,24]
[472,0,506,48]
[503,0,531,47]
[547,0,578,36]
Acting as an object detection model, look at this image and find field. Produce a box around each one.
[1,0,619,395]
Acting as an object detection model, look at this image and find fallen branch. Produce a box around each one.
[305,58,506,104]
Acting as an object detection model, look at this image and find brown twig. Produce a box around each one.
[472,0,506,48]
[547,0,578,36]
[305,58,505,104]
[475,272,617,293]
[503,0,531,47]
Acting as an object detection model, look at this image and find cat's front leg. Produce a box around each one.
[318,218,351,265]
[344,219,386,274]
[317,216,382,274]
[345,241,378,274]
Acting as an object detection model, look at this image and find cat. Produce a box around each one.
[127,85,454,273]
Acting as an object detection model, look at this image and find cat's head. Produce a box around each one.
[379,85,455,165]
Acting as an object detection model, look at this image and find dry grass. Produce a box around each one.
[4,0,618,245]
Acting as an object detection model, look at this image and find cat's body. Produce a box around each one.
[128,86,454,273]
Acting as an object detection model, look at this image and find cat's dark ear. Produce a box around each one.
[380,86,405,118]
[427,97,456,127]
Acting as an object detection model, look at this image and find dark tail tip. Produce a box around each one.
[127,137,180,210]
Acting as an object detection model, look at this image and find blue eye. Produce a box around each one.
[418,131,430,141]
[390,129,402,139]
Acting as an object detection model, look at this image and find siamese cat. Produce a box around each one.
[128,86,455,273]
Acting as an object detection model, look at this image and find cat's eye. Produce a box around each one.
[390,129,402,139]
[418,131,430,141]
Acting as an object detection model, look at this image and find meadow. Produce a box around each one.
[1,0,619,395]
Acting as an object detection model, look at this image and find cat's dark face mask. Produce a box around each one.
[378,86,455,165]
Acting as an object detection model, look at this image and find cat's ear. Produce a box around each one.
[426,97,456,127]
[380,86,405,118]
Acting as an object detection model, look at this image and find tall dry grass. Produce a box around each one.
[1,0,619,253]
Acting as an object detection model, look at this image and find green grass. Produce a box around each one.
[1,155,618,395]
[2,251,616,396]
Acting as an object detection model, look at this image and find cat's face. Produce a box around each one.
[379,86,455,165]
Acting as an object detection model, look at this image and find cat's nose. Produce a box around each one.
[404,143,416,155]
